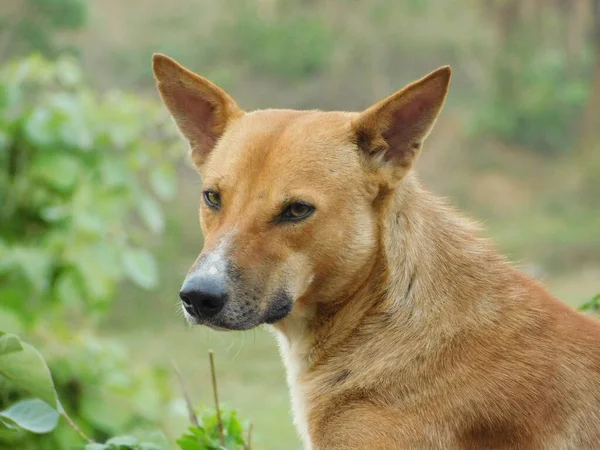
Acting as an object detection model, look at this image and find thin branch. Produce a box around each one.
[61,409,93,444]
[171,359,200,428]
[209,350,225,448]
[245,422,253,450]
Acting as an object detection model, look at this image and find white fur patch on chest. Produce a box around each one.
[273,326,313,450]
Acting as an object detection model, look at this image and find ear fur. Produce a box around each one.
[351,66,451,183]
[152,53,243,168]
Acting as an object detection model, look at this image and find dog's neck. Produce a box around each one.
[274,173,512,370]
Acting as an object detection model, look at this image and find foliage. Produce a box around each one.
[579,293,600,314]
[0,0,89,60]
[217,1,333,80]
[84,435,166,450]
[471,30,592,154]
[0,54,181,329]
[0,330,252,450]
[177,407,250,450]
[0,330,174,450]
[0,332,60,441]
[0,54,185,449]
[0,333,58,409]
[119,0,334,88]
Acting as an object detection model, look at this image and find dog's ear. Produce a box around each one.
[152,54,243,169]
[351,66,450,184]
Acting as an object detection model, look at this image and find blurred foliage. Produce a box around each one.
[0,54,181,329]
[0,0,88,59]
[0,331,252,450]
[116,0,333,88]
[580,293,600,314]
[474,43,591,153]
[471,8,594,154]
[177,407,250,450]
[0,55,184,449]
[215,0,333,80]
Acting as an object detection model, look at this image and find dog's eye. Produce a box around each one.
[279,202,315,222]
[204,190,221,209]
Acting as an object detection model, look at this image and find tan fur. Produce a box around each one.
[153,54,600,449]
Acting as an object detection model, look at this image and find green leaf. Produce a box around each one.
[0,416,18,429]
[176,438,203,450]
[0,340,59,408]
[0,398,59,434]
[106,435,139,446]
[0,299,27,333]
[23,106,55,146]
[141,443,167,450]
[70,244,121,301]
[80,388,131,433]
[10,247,53,293]
[51,93,94,150]
[0,334,23,356]
[579,293,600,312]
[54,271,81,307]
[85,444,109,450]
[55,57,82,87]
[137,195,164,234]
[30,152,80,193]
[122,248,158,290]
[227,411,243,437]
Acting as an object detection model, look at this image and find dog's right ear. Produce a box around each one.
[152,54,243,169]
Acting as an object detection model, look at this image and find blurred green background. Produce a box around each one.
[0,0,599,449]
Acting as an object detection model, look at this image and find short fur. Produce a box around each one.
[153,53,600,449]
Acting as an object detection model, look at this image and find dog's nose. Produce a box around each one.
[179,274,227,318]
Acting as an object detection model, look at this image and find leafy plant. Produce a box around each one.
[0,54,181,330]
[175,352,251,450]
[0,54,183,449]
[177,408,249,450]
[223,2,333,80]
[1,332,252,450]
[579,293,600,314]
[0,330,172,449]
[471,28,592,154]
[0,0,89,60]
[0,332,60,440]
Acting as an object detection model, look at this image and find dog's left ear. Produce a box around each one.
[152,53,243,169]
[352,66,451,184]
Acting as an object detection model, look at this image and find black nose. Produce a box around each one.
[179,274,227,318]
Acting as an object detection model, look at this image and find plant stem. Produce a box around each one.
[171,359,200,428]
[61,408,93,444]
[246,422,253,450]
[209,350,225,448]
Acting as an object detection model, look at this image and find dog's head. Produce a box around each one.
[153,54,450,330]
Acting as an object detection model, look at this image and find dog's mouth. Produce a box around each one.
[182,305,266,331]
[181,291,293,330]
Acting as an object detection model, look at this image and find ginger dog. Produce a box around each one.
[153,54,600,449]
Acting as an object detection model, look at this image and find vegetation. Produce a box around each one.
[0,331,251,449]
[471,0,597,154]
[0,54,180,327]
[0,53,180,449]
[0,0,88,60]
[0,0,598,449]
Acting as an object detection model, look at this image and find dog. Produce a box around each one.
[153,53,600,449]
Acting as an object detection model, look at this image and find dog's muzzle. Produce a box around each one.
[179,271,228,319]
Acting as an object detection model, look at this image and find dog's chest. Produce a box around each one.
[274,330,313,449]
